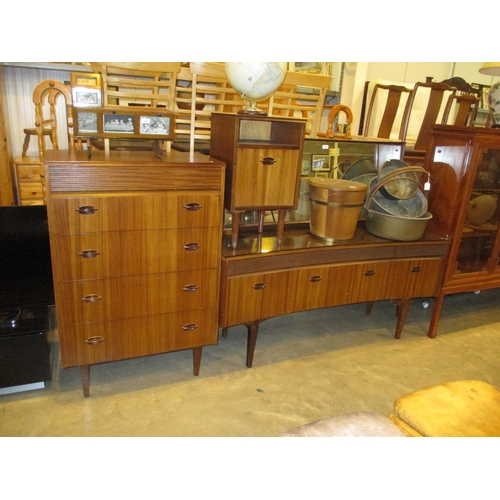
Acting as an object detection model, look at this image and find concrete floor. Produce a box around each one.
[1,288,499,437]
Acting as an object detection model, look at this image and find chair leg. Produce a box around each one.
[22,134,30,157]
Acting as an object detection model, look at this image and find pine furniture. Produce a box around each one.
[43,149,225,397]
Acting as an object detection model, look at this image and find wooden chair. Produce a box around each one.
[22,80,71,158]
[29,79,77,202]
[400,81,457,165]
[362,83,412,139]
[174,62,246,153]
[267,71,332,138]
[447,93,480,126]
[90,62,181,151]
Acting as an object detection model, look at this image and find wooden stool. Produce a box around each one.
[389,380,500,436]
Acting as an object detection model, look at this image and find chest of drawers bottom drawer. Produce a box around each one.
[59,308,219,368]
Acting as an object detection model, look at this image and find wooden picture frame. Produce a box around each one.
[73,107,175,141]
[71,72,102,108]
[311,154,330,171]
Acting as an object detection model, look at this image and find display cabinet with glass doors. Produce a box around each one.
[424,125,500,338]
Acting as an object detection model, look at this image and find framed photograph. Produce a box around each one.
[71,72,101,89]
[103,113,135,134]
[314,172,329,178]
[72,87,102,108]
[76,111,98,134]
[311,154,330,172]
[140,115,171,135]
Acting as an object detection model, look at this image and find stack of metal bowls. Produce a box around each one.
[364,162,432,241]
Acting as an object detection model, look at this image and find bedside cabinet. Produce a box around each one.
[210,112,306,248]
[44,149,225,397]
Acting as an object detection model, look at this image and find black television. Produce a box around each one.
[0,205,55,318]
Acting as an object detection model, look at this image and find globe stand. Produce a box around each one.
[237,100,267,116]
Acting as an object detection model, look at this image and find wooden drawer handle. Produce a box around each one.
[310,275,323,282]
[253,282,267,290]
[261,157,276,166]
[182,323,198,331]
[364,270,375,277]
[79,249,100,259]
[411,266,422,273]
[85,336,104,345]
[76,205,98,215]
[182,284,200,292]
[183,243,200,251]
[184,202,202,211]
[81,294,103,303]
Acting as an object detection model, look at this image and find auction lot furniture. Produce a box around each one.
[424,125,500,338]
[43,149,225,397]
[389,380,500,436]
[219,226,449,367]
[210,112,306,249]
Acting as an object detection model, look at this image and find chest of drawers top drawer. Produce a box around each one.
[48,192,221,234]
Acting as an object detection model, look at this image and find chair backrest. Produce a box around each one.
[32,79,75,162]
[447,93,481,126]
[363,83,412,139]
[267,71,332,138]
[399,81,457,152]
[91,62,181,110]
[175,62,246,152]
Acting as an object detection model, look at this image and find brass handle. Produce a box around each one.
[253,282,267,290]
[76,206,98,215]
[183,243,200,251]
[411,266,422,273]
[182,323,198,331]
[184,203,202,211]
[310,275,322,282]
[79,249,100,258]
[364,270,375,277]
[261,157,276,166]
[85,336,104,345]
[182,284,200,292]
[81,294,103,303]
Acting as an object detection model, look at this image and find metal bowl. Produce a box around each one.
[342,157,377,180]
[379,159,419,200]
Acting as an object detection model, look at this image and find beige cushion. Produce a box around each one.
[391,380,500,437]
[279,412,405,437]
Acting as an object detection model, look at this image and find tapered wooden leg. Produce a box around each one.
[276,209,286,246]
[365,301,374,316]
[193,346,202,376]
[222,327,229,338]
[231,212,241,249]
[394,299,410,339]
[22,134,30,157]
[80,364,90,398]
[246,322,260,368]
[258,211,265,233]
[428,292,445,339]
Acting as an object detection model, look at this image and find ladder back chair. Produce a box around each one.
[362,83,412,139]
[90,62,181,152]
[175,62,246,153]
[267,71,332,138]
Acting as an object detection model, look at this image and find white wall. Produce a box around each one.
[340,62,500,135]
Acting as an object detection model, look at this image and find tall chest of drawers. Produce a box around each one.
[43,150,225,397]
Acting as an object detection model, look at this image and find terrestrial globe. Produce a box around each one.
[225,62,287,115]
